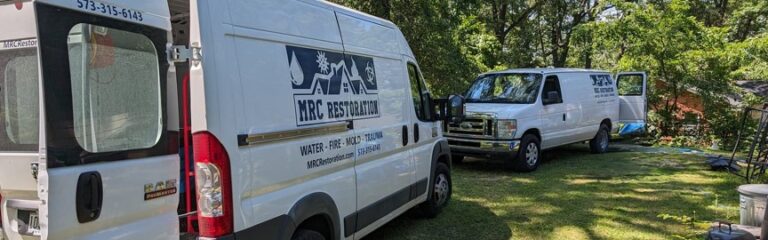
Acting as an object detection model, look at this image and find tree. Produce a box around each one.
[539,0,600,67]
[329,0,479,96]
[333,0,768,142]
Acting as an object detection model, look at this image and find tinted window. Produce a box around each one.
[407,63,432,121]
[0,47,39,151]
[542,75,563,105]
[68,24,162,153]
[465,73,542,104]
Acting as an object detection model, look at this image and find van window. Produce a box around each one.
[617,74,644,96]
[541,75,563,105]
[407,63,432,121]
[67,24,162,153]
[465,73,542,104]
[0,48,39,151]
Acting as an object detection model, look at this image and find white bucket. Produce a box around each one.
[738,184,768,227]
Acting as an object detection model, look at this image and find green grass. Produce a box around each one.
[364,144,744,240]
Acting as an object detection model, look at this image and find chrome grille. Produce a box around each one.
[446,117,494,138]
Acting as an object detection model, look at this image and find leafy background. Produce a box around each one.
[330,0,768,148]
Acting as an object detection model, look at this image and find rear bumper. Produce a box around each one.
[447,137,520,157]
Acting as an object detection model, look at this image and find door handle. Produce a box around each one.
[76,171,103,223]
[402,125,409,146]
[562,114,566,121]
[414,123,420,143]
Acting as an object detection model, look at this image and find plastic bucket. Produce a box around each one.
[738,184,768,227]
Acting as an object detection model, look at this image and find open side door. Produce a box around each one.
[616,72,647,136]
[34,2,179,239]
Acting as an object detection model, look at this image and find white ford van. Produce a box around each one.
[0,0,462,239]
[446,68,647,172]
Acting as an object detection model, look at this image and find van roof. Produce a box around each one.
[313,0,414,57]
[485,68,611,75]
[317,1,398,29]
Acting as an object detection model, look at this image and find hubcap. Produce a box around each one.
[525,143,538,166]
[433,174,449,206]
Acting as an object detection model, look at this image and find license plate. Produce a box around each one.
[17,210,40,236]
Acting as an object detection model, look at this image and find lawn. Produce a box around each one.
[365,144,745,240]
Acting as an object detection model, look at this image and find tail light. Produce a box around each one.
[193,131,233,238]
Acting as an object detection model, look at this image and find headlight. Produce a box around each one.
[496,119,517,139]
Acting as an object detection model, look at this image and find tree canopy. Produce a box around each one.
[331,0,768,144]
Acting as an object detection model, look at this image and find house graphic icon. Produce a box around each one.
[288,48,377,97]
[286,45,381,126]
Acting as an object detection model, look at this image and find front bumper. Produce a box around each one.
[447,136,521,157]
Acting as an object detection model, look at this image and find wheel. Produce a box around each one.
[291,229,325,240]
[452,155,464,164]
[509,134,541,172]
[590,124,610,154]
[418,162,452,218]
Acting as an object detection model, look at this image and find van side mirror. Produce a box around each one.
[432,95,465,124]
[544,91,561,105]
[448,95,465,124]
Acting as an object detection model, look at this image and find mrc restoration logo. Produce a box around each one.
[286,46,380,126]
[590,74,616,99]
[0,39,37,50]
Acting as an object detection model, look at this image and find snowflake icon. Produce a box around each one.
[316,51,330,74]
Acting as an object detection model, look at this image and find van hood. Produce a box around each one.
[464,103,536,120]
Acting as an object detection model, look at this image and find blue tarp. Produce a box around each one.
[619,122,646,136]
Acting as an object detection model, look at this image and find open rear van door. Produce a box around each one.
[33,2,179,239]
[0,1,43,239]
[616,72,647,136]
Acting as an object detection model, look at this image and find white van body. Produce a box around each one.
[0,0,453,239]
[446,68,647,172]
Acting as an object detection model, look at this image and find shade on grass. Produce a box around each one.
[364,144,743,240]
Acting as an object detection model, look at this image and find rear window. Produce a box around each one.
[0,47,39,151]
[67,23,162,153]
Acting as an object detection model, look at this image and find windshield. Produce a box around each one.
[0,46,39,151]
[465,73,542,104]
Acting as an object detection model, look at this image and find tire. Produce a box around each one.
[418,162,452,218]
[291,229,325,240]
[509,134,541,172]
[589,124,610,154]
[452,155,465,164]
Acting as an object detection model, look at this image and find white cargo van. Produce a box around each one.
[446,68,647,172]
[0,0,463,239]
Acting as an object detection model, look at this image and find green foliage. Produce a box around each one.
[332,0,768,144]
[329,0,479,97]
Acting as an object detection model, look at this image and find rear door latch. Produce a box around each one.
[30,163,38,181]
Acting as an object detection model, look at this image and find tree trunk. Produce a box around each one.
[492,1,508,51]
[584,11,594,68]
[718,0,728,26]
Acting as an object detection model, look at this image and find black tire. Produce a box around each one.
[291,229,325,240]
[590,124,610,154]
[509,134,541,172]
[418,162,452,218]
[452,155,465,164]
